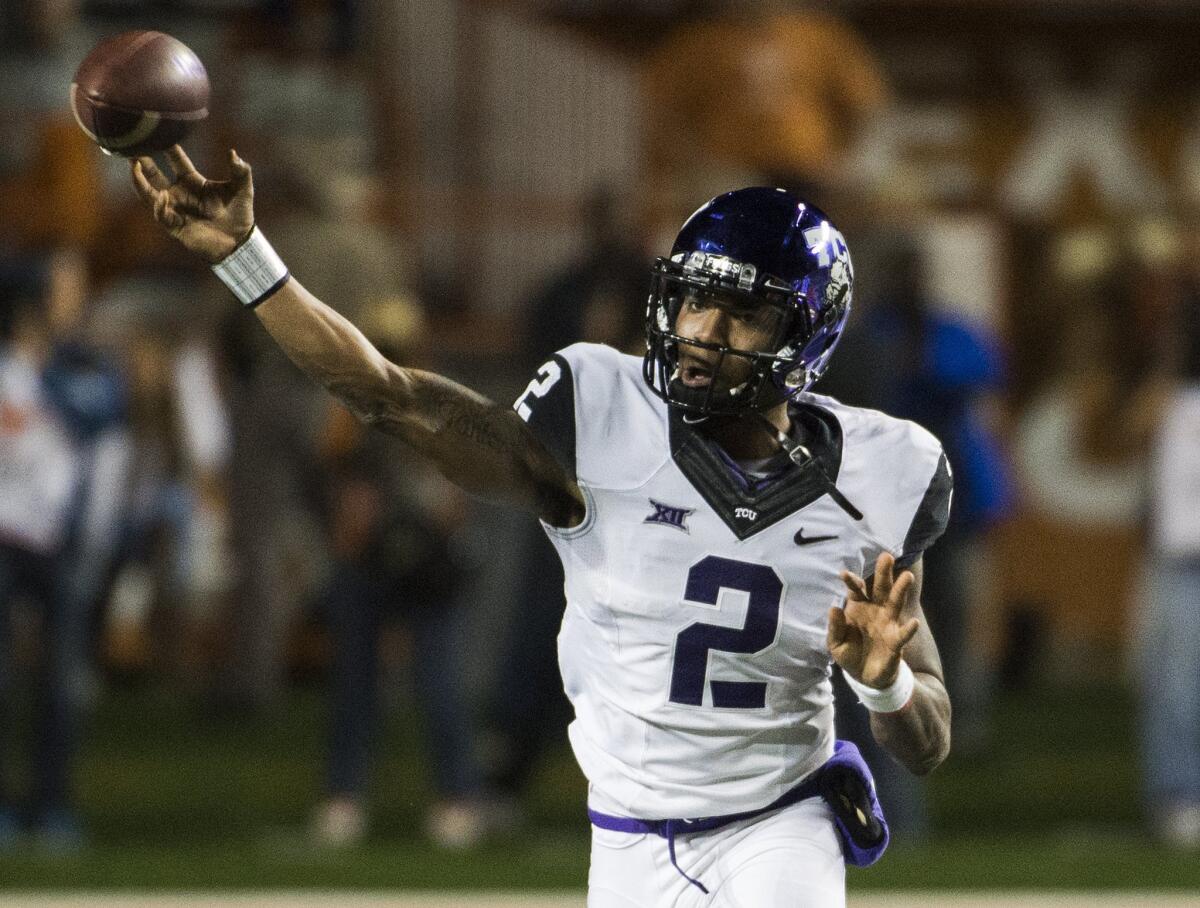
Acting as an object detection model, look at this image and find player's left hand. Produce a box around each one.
[828,551,920,689]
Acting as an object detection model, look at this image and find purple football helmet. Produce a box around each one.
[643,187,853,417]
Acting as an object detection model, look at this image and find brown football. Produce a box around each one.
[70,30,209,157]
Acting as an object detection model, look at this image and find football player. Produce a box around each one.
[131,146,952,907]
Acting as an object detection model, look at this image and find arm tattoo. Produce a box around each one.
[252,285,579,521]
[424,386,517,453]
[325,367,578,523]
[322,366,516,451]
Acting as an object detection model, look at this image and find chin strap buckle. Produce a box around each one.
[762,416,864,521]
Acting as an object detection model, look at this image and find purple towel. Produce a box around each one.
[818,739,890,867]
[588,738,890,876]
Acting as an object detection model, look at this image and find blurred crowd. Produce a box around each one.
[1,0,1198,859]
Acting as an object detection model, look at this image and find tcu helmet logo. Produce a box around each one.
[802,223,849,268]
[645,499,694,532]
[803,223,853,308]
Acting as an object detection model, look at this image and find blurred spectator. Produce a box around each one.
[642,3,886,208]
[0,246,126,850]
[0,0,104,251]
[216,305,321,709]
[96,296,232,678]
[309,295,492,850]
[481,187,645,814]
[216,151,393,710]
[1008,269,1162,674]
[821,238,1012,837]
[865,243,1011,717]
[524,187,646,360]
[1015,300,1148,525]
[1137,280,1200,851]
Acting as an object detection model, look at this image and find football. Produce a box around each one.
[70,30,209,157]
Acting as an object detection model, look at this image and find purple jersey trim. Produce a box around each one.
[587,738,890,894]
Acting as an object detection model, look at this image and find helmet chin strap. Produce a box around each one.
[666,369,758,421]
[754,412,864,521]
[678,381,753,425]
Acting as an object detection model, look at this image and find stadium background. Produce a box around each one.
[1,0,1199,903]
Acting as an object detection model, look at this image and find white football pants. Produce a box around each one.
[586,797,846,908]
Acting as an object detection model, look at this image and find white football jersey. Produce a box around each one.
[514,343,951,821]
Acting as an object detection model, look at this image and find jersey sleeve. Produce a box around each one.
[896,448,953,568]
[512,353,577,481]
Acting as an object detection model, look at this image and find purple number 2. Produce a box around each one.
[668,556,784,709]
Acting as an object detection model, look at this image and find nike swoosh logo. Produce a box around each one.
[794,529,838,546]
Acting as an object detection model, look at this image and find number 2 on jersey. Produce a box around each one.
[669,556,783,709]
[514,360,562,421]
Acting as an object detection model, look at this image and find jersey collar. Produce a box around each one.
[668,400,844,541]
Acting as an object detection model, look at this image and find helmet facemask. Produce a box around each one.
[641,189,854,419]
[643,256,819,419]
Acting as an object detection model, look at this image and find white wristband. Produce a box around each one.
[843,660,915,713]
[211,226,289,308]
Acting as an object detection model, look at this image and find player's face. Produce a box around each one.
[672,288,784,392]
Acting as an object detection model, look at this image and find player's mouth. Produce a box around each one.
[678,357,715,388]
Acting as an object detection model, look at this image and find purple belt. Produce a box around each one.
[587,740,889,895]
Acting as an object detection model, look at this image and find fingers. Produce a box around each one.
[152,190,184,231]
[166,144,199,178]
[897,616,920,649]
[873,551,895,602]
[840,570,869,602]
[889,569,914,615]
[132,159,184,230]
[229,148,252,189]
[844,554,913,617]
[131,160,158,205]
[136,156,171,191]
[151,190,170,225]
[827,606,847,649]
[132,159,178,228]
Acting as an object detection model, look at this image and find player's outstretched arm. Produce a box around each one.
[130,146,585,528]
[829,552,952,775]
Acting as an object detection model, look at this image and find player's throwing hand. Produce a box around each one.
[131,145,254,264]
[828,552,920,689]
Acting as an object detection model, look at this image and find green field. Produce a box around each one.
[0,681,1197,893]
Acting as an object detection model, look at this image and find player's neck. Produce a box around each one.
[698,402,791,461]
